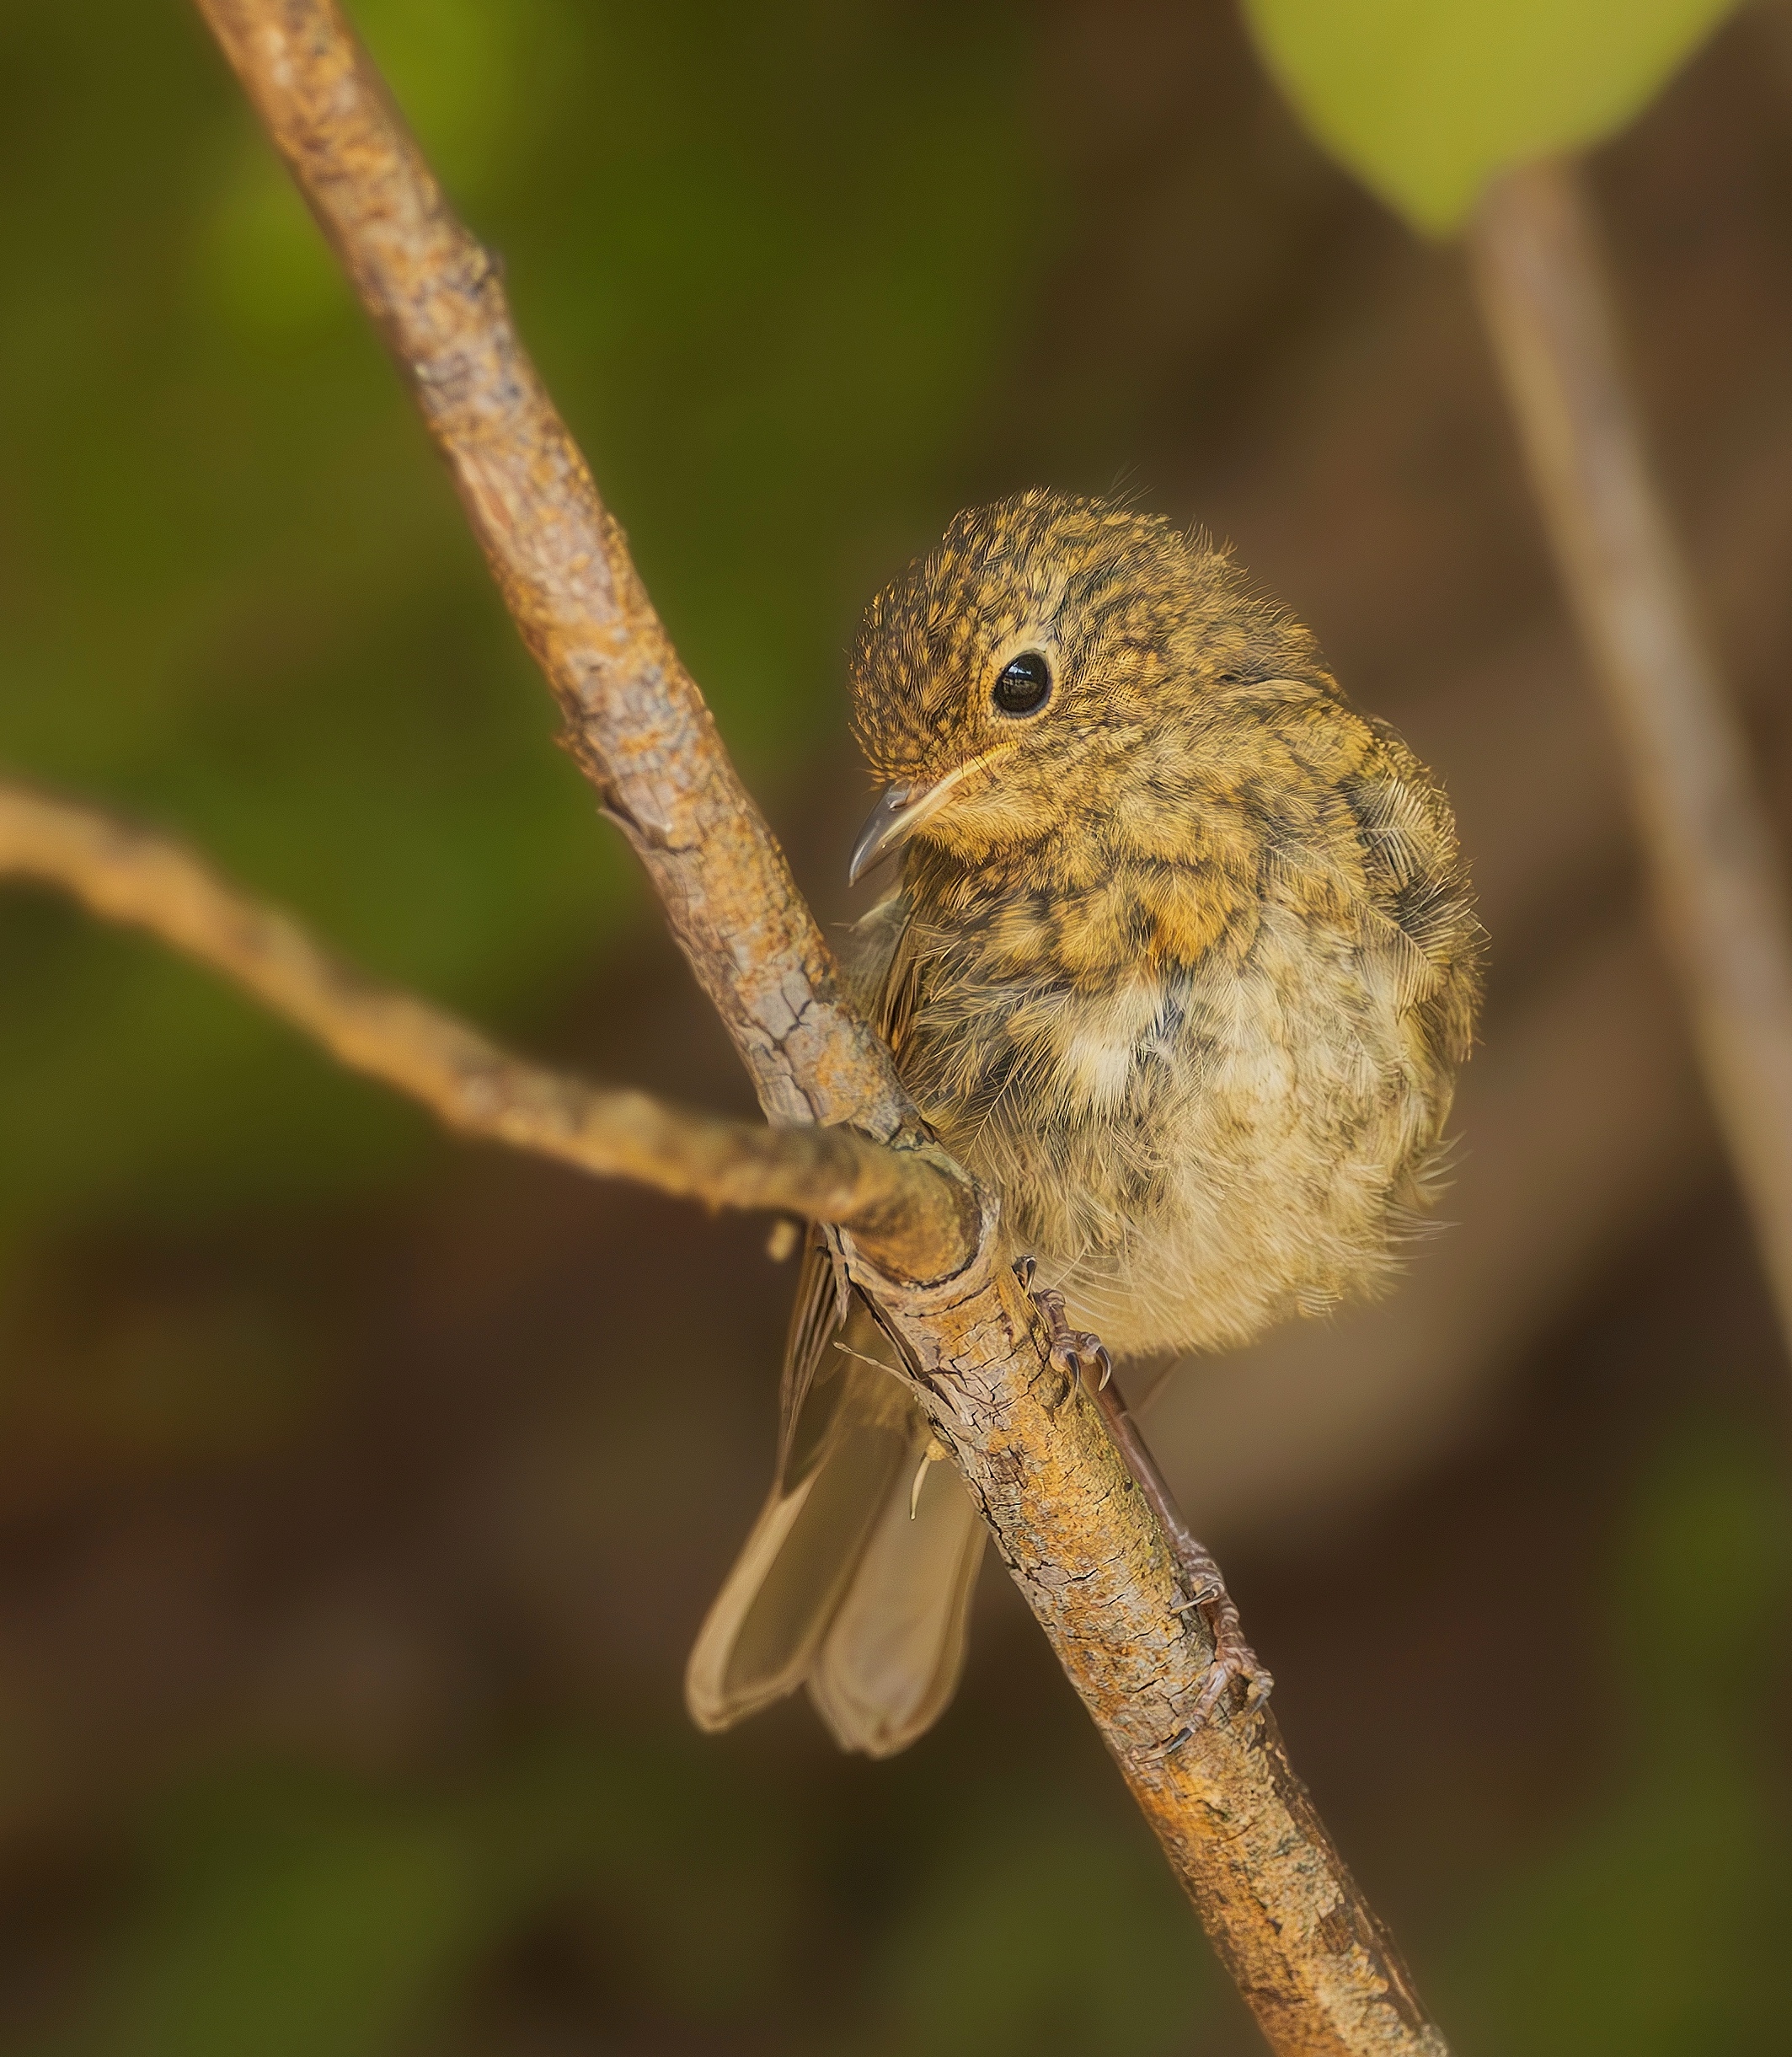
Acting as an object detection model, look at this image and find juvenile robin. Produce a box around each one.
[687,490,1479,1756]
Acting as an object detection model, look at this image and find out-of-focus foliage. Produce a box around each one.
[1441,1423,1792,2052]
[55,1739,804,2057]
[43,1412,1788,2055]
[1243,0,1738,230]
[0,0,1048,1236]
[46,1732,1217,2056]
[6,0,1791,2052]
[867,1801,1213,2056]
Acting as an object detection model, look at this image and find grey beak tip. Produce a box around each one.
[848,783,912,888]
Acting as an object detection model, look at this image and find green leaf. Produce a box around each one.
[1241,0,1738,233]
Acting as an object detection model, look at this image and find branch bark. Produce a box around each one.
[195,0,913,1158]
[0,780,967,1277]
[1469,158,1792,1357]
[149,3,1449,2047]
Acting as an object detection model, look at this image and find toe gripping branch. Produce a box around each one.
[1014,1258,1274,1738]
[1024,1267,1113,1392]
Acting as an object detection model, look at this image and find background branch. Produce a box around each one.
[0,780,968,1278]
[1469,156,1792,1359]
[185,2,1450,2048]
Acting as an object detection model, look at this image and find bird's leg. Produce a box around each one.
[1101,1380,1275,1732]
[1014,1255,1112,1390]
[1013,1257,1272,1732]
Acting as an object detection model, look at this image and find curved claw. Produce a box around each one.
[1046,1327,1111,1390]
[1188,1635,1275,1731]
[1021,1265,1114,1392]
[1169,1583,1222,1614]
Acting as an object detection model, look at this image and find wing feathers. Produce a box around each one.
[686,1299,985,1750]
[687,890,984,1754]
[806,1453,986,1757]
[685,1379,912,1731]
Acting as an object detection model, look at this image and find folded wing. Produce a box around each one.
[685,1239,986,1756]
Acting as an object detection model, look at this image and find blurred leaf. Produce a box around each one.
[869,1801,1214,2056]
[66,1788,488,2057]
[1613,1420,1792,1711]
[51,1737,803,2057]
[474,1731,802,2022]
[0,1224,329,1470]
[1440,1421,1792,2053]
[1446,1757,1790,2057]
[1241,0,1738,233]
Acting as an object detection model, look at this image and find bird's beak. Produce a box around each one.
[848,768,969,887]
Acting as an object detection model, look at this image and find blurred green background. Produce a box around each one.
[2,1,1791,2051]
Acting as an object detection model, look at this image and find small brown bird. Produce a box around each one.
[687,491,1479,1755]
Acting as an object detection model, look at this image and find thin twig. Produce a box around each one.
[178,3,1447,2047]
[1469,158,1792,1356]
[0,779,968,1278]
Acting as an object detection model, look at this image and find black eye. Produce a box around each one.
[993,650,1052,716]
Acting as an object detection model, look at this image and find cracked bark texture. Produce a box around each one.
[185,1,1452,2047]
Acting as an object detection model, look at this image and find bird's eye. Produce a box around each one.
[993,651,1052,716]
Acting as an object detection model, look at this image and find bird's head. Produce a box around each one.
[846,490,1324,882]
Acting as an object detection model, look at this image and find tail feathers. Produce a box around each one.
[685,1393,911,1733]
[806,1452,985,1757]
[685,1351,985,1754]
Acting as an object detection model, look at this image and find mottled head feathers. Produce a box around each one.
[849,490,1329,863]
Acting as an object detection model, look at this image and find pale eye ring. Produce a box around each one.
[993,650,1052,716]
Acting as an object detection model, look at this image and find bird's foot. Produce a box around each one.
[1166,1535,1274,1735]
[1013,1256,1111,1390]
[1009,1256,1267,1735]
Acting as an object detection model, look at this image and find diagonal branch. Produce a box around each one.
[173,3,1450,2049]
[0,779,969,1278]
[194,0,914,1156]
